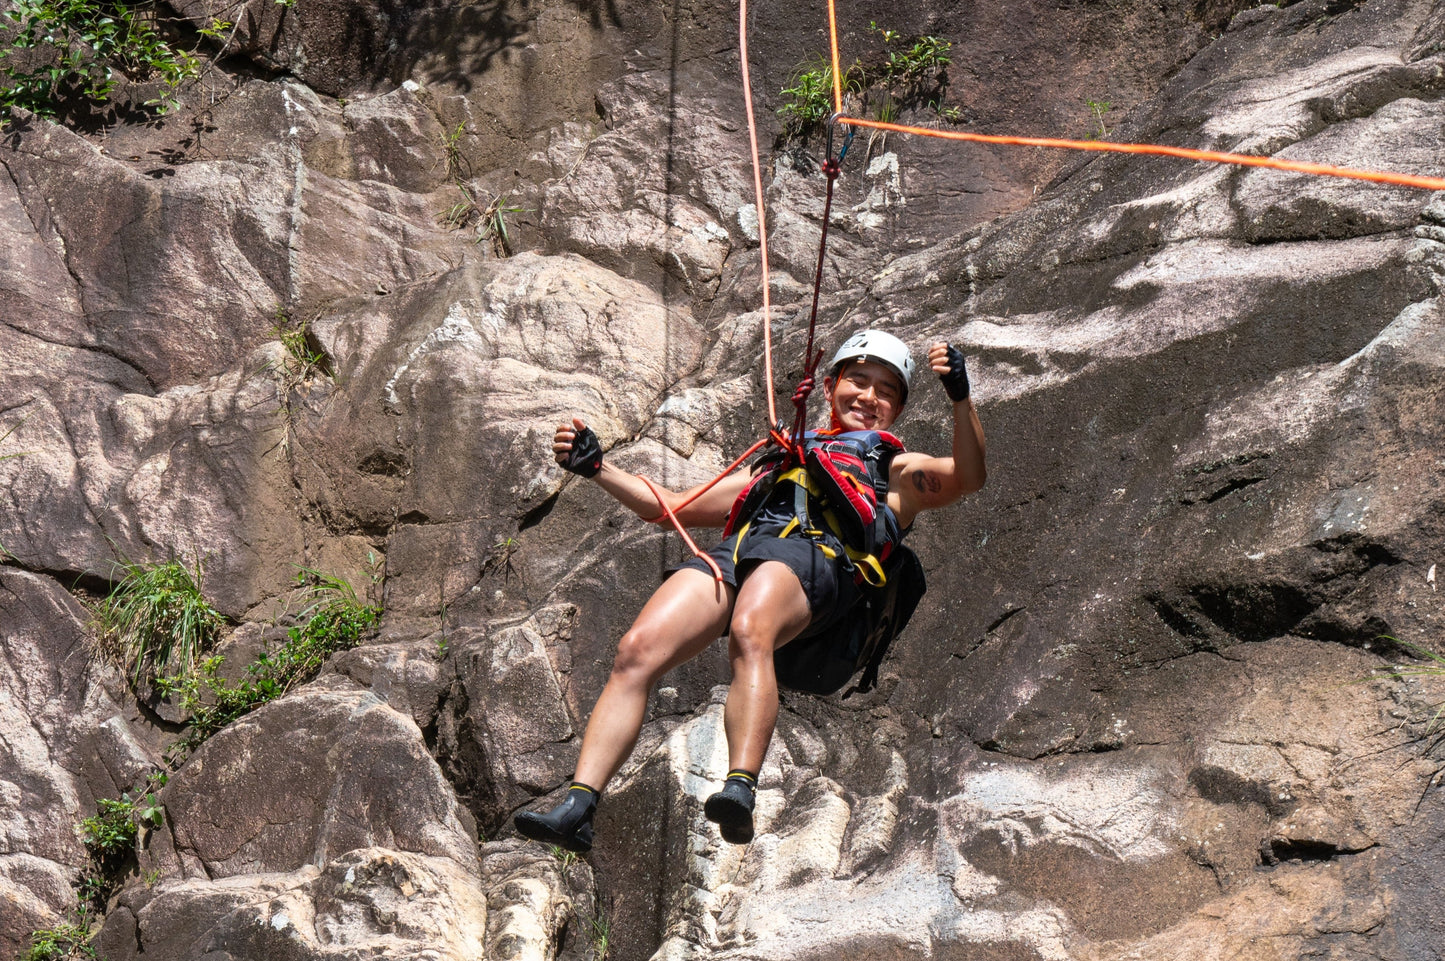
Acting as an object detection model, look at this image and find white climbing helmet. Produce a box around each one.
[828,329,915,399]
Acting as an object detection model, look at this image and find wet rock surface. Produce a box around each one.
[4,0,1445,959]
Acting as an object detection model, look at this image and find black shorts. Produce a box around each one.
[673,528,861,631]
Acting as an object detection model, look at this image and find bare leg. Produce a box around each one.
[722,561,813,775]
[572,568,736,790]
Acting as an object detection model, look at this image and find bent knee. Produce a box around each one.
[728,614,788,662]
[612,628,669,683]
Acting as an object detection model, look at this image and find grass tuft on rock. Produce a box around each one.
[159,566,381,762]
[92,556,225,685]
[777,22,957,142]
[1375,636,1445,732]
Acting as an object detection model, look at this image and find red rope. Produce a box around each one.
[787,157,841,454]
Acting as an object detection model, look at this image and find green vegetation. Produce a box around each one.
[1375,636,1445,733]
[1086,98,1112,139]
[777,55,852,132]
[480,194,524,258]
[79,774,165,883]
[26,770,169,959]
[0,0,293,120]
[482,534,519,580]
[587,909,612,961]
[22,921,94,961]
[438,183,525,258]
[441,121,469,181]
[159,565,381,762]
[93,556,225,685]
[546,843,580,869]
[439,183,480,231]
[434,121,526,256]
[272,308,329,380]
[777,22,957,141]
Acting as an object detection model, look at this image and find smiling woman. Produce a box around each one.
[513,328,987,852]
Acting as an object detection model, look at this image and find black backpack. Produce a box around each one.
[773,544,927,696]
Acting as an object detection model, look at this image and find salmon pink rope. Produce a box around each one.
[738,0,779,429]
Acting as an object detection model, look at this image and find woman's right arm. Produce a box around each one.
[554,418,750,527]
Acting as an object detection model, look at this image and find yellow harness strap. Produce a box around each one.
[774,468,890,587]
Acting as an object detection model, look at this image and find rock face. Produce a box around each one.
[4,0,1445,959]
[0,571,162,958]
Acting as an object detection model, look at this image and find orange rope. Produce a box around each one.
[836,117,1445,191]
[821,0,1445,192]
[645,437,771,521]
[629,4,800,580]
[738,0,778,428]
[827,0,843,116]
[641,476,723,580]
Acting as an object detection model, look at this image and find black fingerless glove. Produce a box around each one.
[938,344,971,402]
[560,426,604,478]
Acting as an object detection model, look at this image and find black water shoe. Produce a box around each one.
[704,771,757,845]
[515,784,598,853]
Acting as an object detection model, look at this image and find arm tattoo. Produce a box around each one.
[911,471,943,494]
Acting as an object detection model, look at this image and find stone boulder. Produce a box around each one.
[97,848,488,961]
[142,676,475,880]
[98,676,483,957]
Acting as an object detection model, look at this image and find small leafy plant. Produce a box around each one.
[79,796,140,856]
[481,194,525,258]
[870,23,952,85]
[92,556,225,685]
[439,182,481,231]
[69,769,167,930]
[777,22,956,142]
[587,909,611,961]
[1,0,294,121]
[79,775,165,862]
[159,566,381,761]
[441,121,469,181]
[1086,98,1112,139]
[22,921,94,961]
[546,843,579,869]
[272,308,329,379]
[777,55,848,132]
[439,185,525,257]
